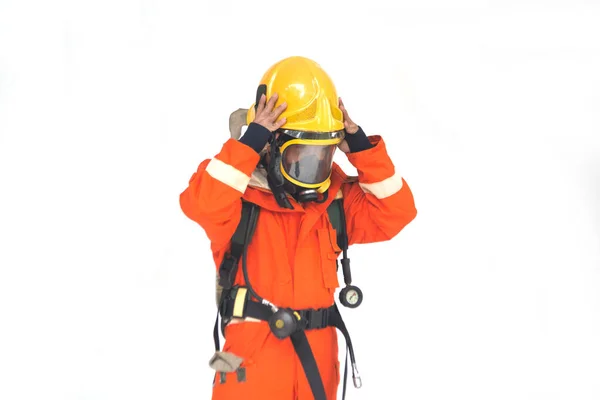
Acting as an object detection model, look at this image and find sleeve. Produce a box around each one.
[341,134,417,246]
[179,124,271,249]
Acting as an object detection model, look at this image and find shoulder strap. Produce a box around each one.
[214,201,260,349]
[327,198,353,287]
[217,201,260,295]
[326,198,348,251]
[230,201,260,260]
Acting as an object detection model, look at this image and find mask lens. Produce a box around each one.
[281,143,336,185]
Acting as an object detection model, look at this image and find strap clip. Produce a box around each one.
[218,254,238,289]
[305,308,329,330]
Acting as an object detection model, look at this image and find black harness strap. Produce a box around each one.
[214,201,258,352]
[218,201,258,293]
[291,330,327,399]
[327,198,352,283]
[326,198,348,251]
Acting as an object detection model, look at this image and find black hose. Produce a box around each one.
[340,204,349,261]
[241,205,264,303]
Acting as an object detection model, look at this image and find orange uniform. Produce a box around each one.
[179,132,417,399]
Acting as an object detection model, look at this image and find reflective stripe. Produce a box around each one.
[205,158,251,193]
[228,317,261,324]
[232,288,248,318]
[359,173,403,199]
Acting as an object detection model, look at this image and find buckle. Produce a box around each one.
[218,290,228,315]
[305,308,329,330]
[218,254,238,289]
[320,308,329,328]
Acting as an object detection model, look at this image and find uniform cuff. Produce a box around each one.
[238,123,272,154]
[345,126,374,153]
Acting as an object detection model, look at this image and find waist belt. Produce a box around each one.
[213,286,361,400]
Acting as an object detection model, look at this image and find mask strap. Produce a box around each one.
[265,133,293,209]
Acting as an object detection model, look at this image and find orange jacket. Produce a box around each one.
[180,134,417,310]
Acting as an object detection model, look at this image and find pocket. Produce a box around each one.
[317,227,341,290]
[222,321,270,367]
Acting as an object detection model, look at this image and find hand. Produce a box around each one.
[339,97,359,134]
[253,93,287,132]
[337,97,359,153]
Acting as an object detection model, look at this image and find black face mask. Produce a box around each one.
[262,136,328,207]
[261,134,293,209]
[283,181,321,203]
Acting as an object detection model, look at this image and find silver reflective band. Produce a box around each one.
[205,158,251,193]
[278,129,345,141]
[358,173,403,199]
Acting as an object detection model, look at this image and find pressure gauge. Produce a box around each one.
[339,285,363,308]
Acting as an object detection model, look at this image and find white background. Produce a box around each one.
[1,0,599,399]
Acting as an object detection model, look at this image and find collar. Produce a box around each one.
[243,164,346,213]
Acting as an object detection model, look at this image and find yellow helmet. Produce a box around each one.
[247,56,346,200]
[246,56,345,133]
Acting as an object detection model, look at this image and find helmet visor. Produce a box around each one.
[281,142,337,185]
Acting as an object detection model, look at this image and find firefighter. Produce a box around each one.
[180,56,417,400]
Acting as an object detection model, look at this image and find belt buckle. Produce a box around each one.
[307,308,327,329]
